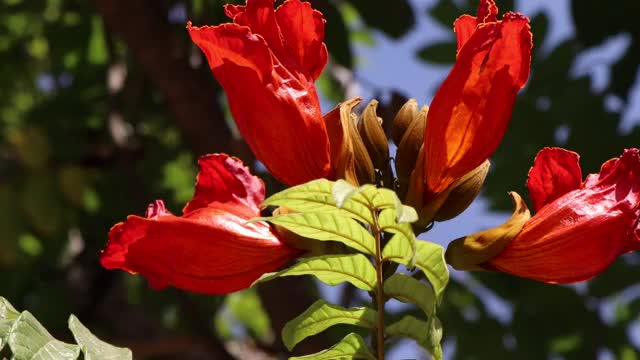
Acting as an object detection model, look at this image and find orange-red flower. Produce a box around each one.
[486,148,640,283]
[100,154,301,294]
[187,0,331,186]
[423,0,532,200]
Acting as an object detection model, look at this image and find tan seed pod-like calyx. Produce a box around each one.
[434,160,491,221]
[358,99,389,171]
[395,105,428,199]
[324,98,375,185]
[391,99,418,145]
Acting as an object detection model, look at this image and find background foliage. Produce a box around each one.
[0,0,639,358]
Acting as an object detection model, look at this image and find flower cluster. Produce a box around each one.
[101,0,640,295]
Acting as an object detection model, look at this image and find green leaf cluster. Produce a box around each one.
[255,179,449,359]
[0,297,132,360]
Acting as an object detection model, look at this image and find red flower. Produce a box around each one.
[187,0,331,186]
[100,154,301,294]
[487,148,640,283]
[423,0,532,200]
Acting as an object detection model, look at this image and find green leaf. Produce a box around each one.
[0,297,19,351]
[332,179,364,208]
[347,0,415,39]
[379,209,417,266]
[385,315,443,359]
[226,288,271,342]
[88,16,107,65]
[282,300,377,351]
[289,333,376,360]
[9,311,80,360]
[397,205,418,223]
[384,273,435,317]
[383,240,449,300]
[416,41,457,64]
[256,254,377,291]
[68,315,132,360]
[262,179,372,224]
[263,212,376,255]
[359,187,398,211]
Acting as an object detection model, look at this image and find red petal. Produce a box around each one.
[275,0,328,81]
[183,154,265,214]
[454,15,478,52]
[454,0,498,52]
[526,147,583,212]
[188,23,331,185]
[488,149,640,283]
[424,13,532,199]
[224,4,245,20]
[101,204,299,294]
[230,0,288,62]
[477,0,498,24]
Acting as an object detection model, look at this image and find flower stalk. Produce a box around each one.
[372,204,385,359]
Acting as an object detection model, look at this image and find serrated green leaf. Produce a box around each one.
[9,311,80,360]
[379,209,417,266]
[289,333,376,360]
[0,297,19,351]
[263,212,376,255]
[283,300,377,351]
[383,240,449,300]
[386,315,443,359]
[384,273,435,317]
[262,179,372,224]
[257,254,377,291]
[68,315,132,360]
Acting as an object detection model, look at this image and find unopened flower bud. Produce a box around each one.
[434,160,490,221]
[391,99,419,145]
[358,100,389,171]
[445,192,531,271]
[325,98,375,185]
[395,105,428,198]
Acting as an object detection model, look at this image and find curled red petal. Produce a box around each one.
[188,23,331,185]
[454,15,478,52]
[477,0,498,24]
[527,147,583,212]
[183,154,265,214]
[224,4,245,20]
[424,13,532,199]
[488,149,640,283]
[230,0,288,63]
[454,0,498,52]
[101,207,299,294]
[275,0,328,81]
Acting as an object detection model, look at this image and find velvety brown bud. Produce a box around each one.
[325,98,375,185]
[395,105,428,198]
[445,192,531,271]
[358,99,389,171]
[391,99,419,145]
[434,160,490,221]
